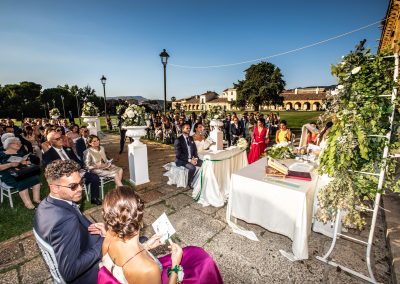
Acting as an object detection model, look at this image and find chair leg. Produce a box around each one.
[100,179,104,200]
[0,188,3,203]
[8,189,14,208]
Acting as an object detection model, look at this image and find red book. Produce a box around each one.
[286,170,312,181]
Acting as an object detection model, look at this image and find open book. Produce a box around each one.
[266,157,312,181]
[7,154,30,163]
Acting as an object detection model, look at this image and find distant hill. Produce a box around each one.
[107,96,148,103]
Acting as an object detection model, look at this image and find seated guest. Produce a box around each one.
[230,116,244,146]
[84,135,123,187]
[275,120,292,144]
[75,126,89,161]
[43,131,102,205]
[0,137,41,209]
[34,160,105,283]
[4,125,34,154]
[66,124,80,142]
[22,125,42,160]
[99,186,223,284]
[192,122,213,153]
[174,122,202,188]
[247,119,269,164]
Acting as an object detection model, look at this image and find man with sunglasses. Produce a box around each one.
[34,160,105,283]
[43,130,102,205]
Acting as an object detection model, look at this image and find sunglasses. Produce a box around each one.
[52,179,85,191]
[53,136,63,141]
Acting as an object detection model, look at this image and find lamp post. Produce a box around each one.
[100,75,107,117]
[159,49,169,114]
[61,95,66,118]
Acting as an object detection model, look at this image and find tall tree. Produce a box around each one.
[233,61,285,111]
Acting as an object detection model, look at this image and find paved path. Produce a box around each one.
[0,135,394,283]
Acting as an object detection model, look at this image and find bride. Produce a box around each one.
[191,122,213,153]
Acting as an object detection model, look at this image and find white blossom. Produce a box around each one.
[351,67,361,75]
[337,85,344,90]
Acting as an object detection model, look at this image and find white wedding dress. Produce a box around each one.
[194,139,212,154]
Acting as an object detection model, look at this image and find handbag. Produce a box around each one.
[98,266,121,284]
[9,165,41,181]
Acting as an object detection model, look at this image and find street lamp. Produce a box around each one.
[159,49,169,114]
[100,75,107,117]
[61,95,66,118]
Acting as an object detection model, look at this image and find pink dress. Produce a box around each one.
[247,127,267,164]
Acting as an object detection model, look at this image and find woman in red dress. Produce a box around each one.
[247,119,269,164]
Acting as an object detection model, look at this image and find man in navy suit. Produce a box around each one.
[43,130,102,205]
[230,116,244,146]
[75,126,89,161]
[34,160,105,283]
[174,122,202,187]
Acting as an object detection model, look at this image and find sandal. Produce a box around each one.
[25,204,36,210]
[33,200,41,205]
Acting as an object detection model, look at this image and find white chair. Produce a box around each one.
[100,176,114,199]
[0,176,19,208]
[33,228,66,284]
[82,184,91,202]
[163,162,188,188]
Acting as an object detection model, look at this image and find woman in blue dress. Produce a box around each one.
[0,137,41,209]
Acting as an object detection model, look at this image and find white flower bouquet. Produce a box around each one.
[49,108,60,117]
[122,104,146,126]
[81,102,99,116]
[237,138,248,150]
[208,105,225,120]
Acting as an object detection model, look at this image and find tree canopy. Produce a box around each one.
[233,61,286,111]
[0,82,103,119]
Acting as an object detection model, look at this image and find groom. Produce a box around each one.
[174,122,202,188]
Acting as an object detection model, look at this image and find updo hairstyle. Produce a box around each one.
[102,186,144,240]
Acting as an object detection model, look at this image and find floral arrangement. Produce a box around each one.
[268,142,295,159]
[122,104,146,126]
[316,40,400,229]
[208,105,225,120]
[81,102,99,116]
[116,104,127,115]
[49,108,60,117]
[236,138,248,150]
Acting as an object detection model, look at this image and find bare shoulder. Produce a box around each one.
[124,253,161,284]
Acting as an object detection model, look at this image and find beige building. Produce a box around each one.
[173,87,327,112]
[379,0,400,53]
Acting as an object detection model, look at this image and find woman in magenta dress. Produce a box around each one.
[247,119,269,164]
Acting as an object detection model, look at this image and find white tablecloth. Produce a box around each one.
[192,146,248,207]
[226,157,317,260]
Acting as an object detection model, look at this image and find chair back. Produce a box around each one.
[33,228,66,284]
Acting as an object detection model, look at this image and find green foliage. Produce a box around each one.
[268,143,296,159]
[233,61,285,111]
[317,40,400,229]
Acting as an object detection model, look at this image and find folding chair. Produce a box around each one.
[0,176,19,208]
[33,228,66,284]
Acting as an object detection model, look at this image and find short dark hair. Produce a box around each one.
[102,186,144,239]
[182,122,191,128]
[194,122,203,131]
[280,120,287,125]
[45,160,81,183]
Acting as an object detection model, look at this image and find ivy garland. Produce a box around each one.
[317,40,400,229]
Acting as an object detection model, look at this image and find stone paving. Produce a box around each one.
[0,135,394,283]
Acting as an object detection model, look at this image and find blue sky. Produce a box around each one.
[0,0,388,99]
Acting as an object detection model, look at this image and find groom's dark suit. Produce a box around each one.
[174,135,202,186]
[42,147,100,200]
[34,196,103,283]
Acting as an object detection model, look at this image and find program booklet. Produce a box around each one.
[7,154,30,163]
[152,212,176,244]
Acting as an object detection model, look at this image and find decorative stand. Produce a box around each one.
[316,53,398,283]
[124,126,150,185]
[209,119,224,151]
[81,116,98,136]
